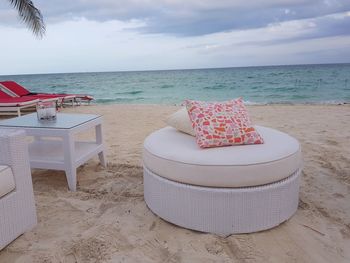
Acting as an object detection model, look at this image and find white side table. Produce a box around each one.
[0,113,107,191]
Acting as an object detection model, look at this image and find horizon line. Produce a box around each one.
[1,62,350,77]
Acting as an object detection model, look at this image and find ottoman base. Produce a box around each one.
[144,166,300,236]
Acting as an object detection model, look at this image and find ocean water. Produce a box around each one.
[1,63,349,105]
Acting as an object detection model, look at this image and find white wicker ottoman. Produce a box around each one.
[143,126,302,236]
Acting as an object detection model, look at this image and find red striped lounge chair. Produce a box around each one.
[0,81,72,107]
[0,81,93,106]
[0,89,39,116]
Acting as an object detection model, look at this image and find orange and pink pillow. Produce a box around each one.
[185,98,264,148]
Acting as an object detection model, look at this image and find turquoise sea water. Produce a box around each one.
[1,63,349,105]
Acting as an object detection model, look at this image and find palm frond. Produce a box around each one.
[8,0,45,38]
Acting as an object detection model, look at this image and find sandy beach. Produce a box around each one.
[0,104,349,263]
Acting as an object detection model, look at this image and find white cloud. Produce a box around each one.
[0,1,349,74]
[0,11,349,75]
[1,0,349,35]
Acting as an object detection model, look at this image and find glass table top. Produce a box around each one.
[0,113,101,129]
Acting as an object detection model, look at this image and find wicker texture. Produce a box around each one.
[144,166,300,236]
[0,129,37,250]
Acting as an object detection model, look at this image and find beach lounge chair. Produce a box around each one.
[0,90,39,116]
[0,129,37,250]
[0,81,93,106]
[143,126,302,236]
[0,81,74,107]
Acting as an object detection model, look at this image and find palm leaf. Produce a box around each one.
[8,0,45,38]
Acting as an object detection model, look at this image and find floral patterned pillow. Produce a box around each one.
[185,98,264,148]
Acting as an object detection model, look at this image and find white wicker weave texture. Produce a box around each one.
[0,129,37,250]
[144,166,300,236]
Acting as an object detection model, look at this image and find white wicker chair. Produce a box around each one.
[0,129,37,250]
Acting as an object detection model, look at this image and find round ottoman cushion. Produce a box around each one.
[143,126,302,187]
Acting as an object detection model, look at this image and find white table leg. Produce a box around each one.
[98,152,107,167]
[96,123,107,167]
[63,133,77,191]
[66,165,77,191]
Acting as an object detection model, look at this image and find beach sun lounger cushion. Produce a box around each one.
[0,165,15,198]
[0,81,29,97]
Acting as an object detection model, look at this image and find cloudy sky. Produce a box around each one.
[0,0,350,75]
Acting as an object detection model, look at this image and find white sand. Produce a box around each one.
[0,104,349,262]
